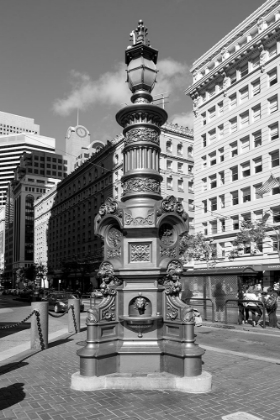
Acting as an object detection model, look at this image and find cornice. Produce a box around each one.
[162,122,193,138]
[191,0,280,73]
[186,18,280,97]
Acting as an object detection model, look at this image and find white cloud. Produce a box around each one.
[53,58,191,117]
[170,111,193,129]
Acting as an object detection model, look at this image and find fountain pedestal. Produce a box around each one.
[71,20,212,393]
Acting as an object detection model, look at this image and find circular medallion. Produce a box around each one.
[107,227,122,248]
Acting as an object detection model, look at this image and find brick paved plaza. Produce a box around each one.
[0,330,279,420]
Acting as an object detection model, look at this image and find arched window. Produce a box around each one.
[166,140,172,153]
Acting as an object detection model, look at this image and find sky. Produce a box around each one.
[0,0,265,156]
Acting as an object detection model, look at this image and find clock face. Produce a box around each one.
[76,126,87,138]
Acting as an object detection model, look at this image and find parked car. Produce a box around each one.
[42,292,84,313]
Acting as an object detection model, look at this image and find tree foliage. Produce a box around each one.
[179,232,217,268]
[228,220,269,259]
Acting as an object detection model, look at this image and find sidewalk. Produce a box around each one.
[0,320,280,419]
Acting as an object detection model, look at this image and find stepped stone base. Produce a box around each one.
[71,370,212,393]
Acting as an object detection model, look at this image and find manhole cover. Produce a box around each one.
[222,412,263,420]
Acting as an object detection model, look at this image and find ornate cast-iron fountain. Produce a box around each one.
[73,20,211,392]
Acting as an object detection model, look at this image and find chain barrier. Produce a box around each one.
[0,310,37,330]
[70,305,77,333]
[34,310,45,350]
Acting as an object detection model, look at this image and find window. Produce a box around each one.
[269,123,279,141]
[254,183,262,200]
[254,157,262,173]
[188,181,194,193]
[202,223,208,236]
[230,71,236,85]
[219,171,225,185]
[178,180,184,192]
[271,150,279,168]
[201,113,206,126]
[240,63,248,78]
[253,130,262,147]
[232,215,239,230]
[178,162,183,172]
[268,69,277,87]
[167,160,172,170]
[218,124,224,139]
[189,199,195,211]
[273,208,280,223]
[231,191,239,206]
[210,220,217,234]
[230,141,238,157]
[188,165,193,173]
[272,183,280,195]
[208,106,216,120]
[268,43,277,58]
[210,197,217,211]
[251,55,260,69]
[202,134,206,148]
[272,237,280,252]
[254,210,263,223]
[202,178,207,191]
[188,146,193,156]
[241,136,250,153]
[209,129,216,143]
[167,177,173,189]
[209,151,216,166]
[252,79,260,96]
[219,242,226,257]
[208,86,215,98]
[230,117,237,133]
[177,144,183,155]
[242,187,251,202]
[231,166,238,181]
[219,147,224,162]
[202,200,207,213]
[219,194,225,209]
[218,101,223,115]
[209,174,217,189]
[242,161,251,178]
[240,86,249,103]
[201,156,207,169]
[229,93,237,108]
[166,141,172,152]
[252,105,261,122]
[268,96,278,114]
[240,111,249,127]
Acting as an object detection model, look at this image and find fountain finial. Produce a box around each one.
[129,19,150,46]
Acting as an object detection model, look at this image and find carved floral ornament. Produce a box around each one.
[98,197,122,218]
[122,177,160,195]
[124,210,154,226]
[157,195,188,221]
[125,127,159,144]
[121,111,162,128]
[162,260,183,296]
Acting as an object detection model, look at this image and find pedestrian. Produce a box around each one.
[180,285,193,305]
[213,282,226,322]
[237,287,245,324]
[264,286,278,328]
[244,285,262,326]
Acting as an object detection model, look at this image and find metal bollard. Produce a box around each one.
[31,301,49,350]
[68,298,80,333]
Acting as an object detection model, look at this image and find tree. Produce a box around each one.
[179,232,217,268]
[228,218,280,260]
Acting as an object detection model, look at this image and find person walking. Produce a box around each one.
[237,287,245,324]
[264,286,278,328]
[213,282,226,322]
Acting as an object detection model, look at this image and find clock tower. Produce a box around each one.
[65,125,91,172]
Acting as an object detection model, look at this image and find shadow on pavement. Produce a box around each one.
[0,361,28,375]
[0,382,25,410]
[0,322,30,339]
[48,337,74,348]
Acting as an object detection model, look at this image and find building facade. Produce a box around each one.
[0,206,5,275]
[186,0,280,286]
[0,133,55,206]
[36,122,193,290]
[0,111,40,136]
[5,151,67,283]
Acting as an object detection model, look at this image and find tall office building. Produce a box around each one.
[65,125,92,172]
[185,0,280,286]
[0,132,56,206]
[0,111,40,136]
